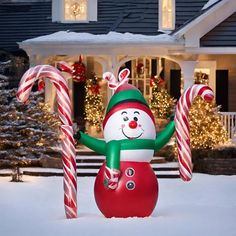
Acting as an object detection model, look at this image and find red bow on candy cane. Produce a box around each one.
[103,68,130,90]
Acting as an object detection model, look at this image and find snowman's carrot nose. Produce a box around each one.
[129,120,138,129]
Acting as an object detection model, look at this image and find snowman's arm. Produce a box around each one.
[77,132,106,155]
[104,141,121,190]
[106,140,121,170]
[154,121,175,151]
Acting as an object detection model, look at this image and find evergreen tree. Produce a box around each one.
[149,77,175,119]
[0,88,61,168]
[84,73,104,132]
[189,96,230,149]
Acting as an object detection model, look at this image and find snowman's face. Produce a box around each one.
[103,108,156,142]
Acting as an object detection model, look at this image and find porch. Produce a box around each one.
[219,112,236,144]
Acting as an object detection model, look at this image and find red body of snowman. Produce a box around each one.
[95,161,158,218]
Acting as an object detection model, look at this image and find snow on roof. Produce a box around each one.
[21,31,177,45]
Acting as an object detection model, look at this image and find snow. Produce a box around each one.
[202,0,220,10]
[0,173,236,236]
[22,31,176,45]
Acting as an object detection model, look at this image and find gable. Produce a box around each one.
[200,12,236,47]
[174,0,236,48]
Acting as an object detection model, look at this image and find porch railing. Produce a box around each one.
[219,112,236,143]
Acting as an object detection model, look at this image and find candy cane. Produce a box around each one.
[16,65,77,219]
[57,61,74,74]
[174,84,214,181]
[103,68,130,90]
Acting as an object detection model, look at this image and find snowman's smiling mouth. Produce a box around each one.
[121,129,143,140]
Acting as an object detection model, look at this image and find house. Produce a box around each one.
[0,0,236,135]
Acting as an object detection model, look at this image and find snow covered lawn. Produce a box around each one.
[0,174,236,236]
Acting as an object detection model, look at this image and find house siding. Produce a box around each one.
[0,0,208,52]
[200,12,236,47]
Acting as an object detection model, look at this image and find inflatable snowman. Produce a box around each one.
[75,68,175,218]
[17,63,214,219]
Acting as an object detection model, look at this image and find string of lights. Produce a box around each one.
[84,74,104,133]
[189,96,231,149]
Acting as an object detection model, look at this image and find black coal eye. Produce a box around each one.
[123,116,129,121]
[134,117,138,121]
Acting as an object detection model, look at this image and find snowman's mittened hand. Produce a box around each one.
[104,166,121,190]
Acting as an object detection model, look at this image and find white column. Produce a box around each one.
[28,54,42,67]
[44,79,56,112]
[179,61,197,91]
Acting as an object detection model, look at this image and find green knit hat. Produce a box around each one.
[106,84,148,114]
[103,83,155,128]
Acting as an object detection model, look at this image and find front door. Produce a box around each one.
[73,81,86,131]
[216,70,228,112]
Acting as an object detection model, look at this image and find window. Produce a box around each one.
[159,0,175,31]
[52,0,97,23]
[64,0,88,21]
[130,57,153,101]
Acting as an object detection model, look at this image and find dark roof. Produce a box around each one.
[200,12,236,47]
[172,0,222,35]
[0,0,208,52]
[175,0,211,29]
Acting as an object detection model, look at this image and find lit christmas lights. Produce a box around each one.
[189,96,230,149]
[84,73,104,132]
[149,78,175,119]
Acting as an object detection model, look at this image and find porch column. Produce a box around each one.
[28,54,46,66]
[179,61,197,92]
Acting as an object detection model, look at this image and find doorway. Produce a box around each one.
[216,70,228,112]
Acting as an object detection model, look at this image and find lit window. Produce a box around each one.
[52,0,97,23]
[64,0,87,21]
[159,0,175,31]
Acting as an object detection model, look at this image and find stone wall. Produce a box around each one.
[192,146,236,175]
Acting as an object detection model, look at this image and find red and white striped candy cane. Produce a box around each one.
[104,166,121,190]
[16,65,77,219]
[57,61,74,74]
[174,84,214,181]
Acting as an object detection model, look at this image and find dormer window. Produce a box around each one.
[52,0,97,23]
[159,0,175,31]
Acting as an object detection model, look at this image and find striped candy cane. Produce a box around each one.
[17,65,77,219]
[104,166,121,190]
[174,84,214,181]
[103,68,130,90]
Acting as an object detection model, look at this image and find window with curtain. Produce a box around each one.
[159,0,175,31]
